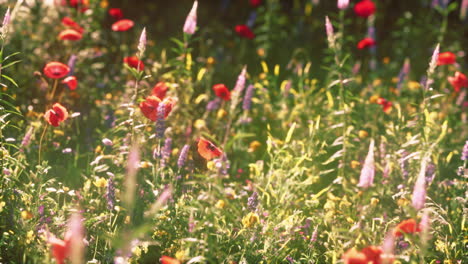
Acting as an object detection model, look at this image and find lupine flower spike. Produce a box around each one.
[337,0,349,10]
[357,139,375,188]
[412,158,427,210]
[183,1,198,35]
[138,27,147,56]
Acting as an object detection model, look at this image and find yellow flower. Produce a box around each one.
[407,81,420,91]
[369,95,380,104]
[194,119,206,129]
[217,109,227,119]
[93,177,108,188]
[370,198,379,206]
[257,48,265,57]
[248,141,261,152]
[242,212,259,228]
[95,145,102,154]
[140,161,152,169]
[397,198,409,207]
[207,56,216,65]
[53,130,64,136]
[100,0,108,8]
[21,210,33,220]
[382,57,390,64]
[26,230,34,244]
[105,93,113,100]
[358,130,368,139]
[215,200,225,209]
[0,201,5,213]
[350,160,360,169]
[372,79,382,87]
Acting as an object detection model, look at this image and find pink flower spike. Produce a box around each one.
[357,139,375,188]
[138,27,147,55]
[412,159,427,211]
[183,1,198,35]
[66,212,85,264]
[325,16,335,48]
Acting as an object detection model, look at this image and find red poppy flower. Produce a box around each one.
[448,71,468,92]
[213,84,231,101]
[437,51,456,65]
[48,236,68,264]
[361,246,383,264]
[376,97,392,114]
[61,17,84,33]
[354,0,376,18]
[394,218,421,237]
[235,24,255,39]
[160,256,181,264]
[58,29,82,41]
[108,8,123,20]
[123,56,144,71]
[62,76,78,90]
[63,0,89,12]
[44,103,69,127]
[112,19,134,32]
[342,248,368,264]
[139,96,174,121]
[250,0,262,8]
[43,62,70,79]
[357,37,376,49]
[198,138,223,160]
[152,82,168,99]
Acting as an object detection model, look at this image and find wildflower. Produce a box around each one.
[47,213,85,264]
[250,0,262,8]
[139,96,164,121]
[357,139,375,188]
[106,176,115,210]
[354,0,376,18]
[325,16,335,48]
[160,256,181,264]
[152,82,168,99]
[212,84,231,101]
[462,141,468,161]
[44,103,69,127]
[155,103,166,139]
[123,56,144,71]
[397,59,411,90]
[382,231,395,264]
[412,159,427,211]
[376,97,392,114]
[242,84,254,111]
[112,19,134,32]
[342,246,385,264]
[206,98,221,111]
[1,7,10,36]
[247,191,259,211]
[215,200,225,209]
[108,8,123,20]
[61,17,84,33]
[358,130,368,138]
[58,29,82,41]
[21,127,34,147]
[447,72,468,92]
[102,138,113,146]
[160,137,172,167]
[48,236,68,264]
[44,62,70,79]
[198,138,222,160]
[242,212,259,228]
[138,27,147,56]
[394,219,421,237]
[357,37,376,49]
[183,1,198,35]
[436,51,456,65]
[177,144,190,169]
[62,76,78,90]
[337,0,349,9]
[235,24,255,39]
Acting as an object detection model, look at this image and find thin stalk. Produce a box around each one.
[38,123,49,165]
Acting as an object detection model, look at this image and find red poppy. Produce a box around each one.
[342,248,368,264]
[394,218,421,237]
[437,51,456,65]
[58,29,82,41]
[112,19,134,32]
[62,76,78,90]
[212,84,231,101]
[63,0,89,12]
[447,72,468,92]
[61,17,84,33]
[123,56,144,71]
[44,103,69,127]
[48,236,68,264]
[357,37,376,49]
[198,138,223,160]
[361,246,383,264]
[354,0,376,18]
[250,0,262,8]
[108,8,123,20]
[235,24,255,39]
[376,97,392,114]
[139,96,174,121]
[160,256,181,264]
[43,62,70,79]
[152,82,168,99]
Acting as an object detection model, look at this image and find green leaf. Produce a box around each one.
[1,74,18,87]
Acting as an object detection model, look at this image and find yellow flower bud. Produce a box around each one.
[358,130,368,139]
[21,210,33,220]
[242,212,259,228]
[215,200,225,209]
[350,160,360,169]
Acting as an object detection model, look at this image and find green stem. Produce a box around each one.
[38,124,48,166]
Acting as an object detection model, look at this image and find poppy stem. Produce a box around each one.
[48,79,59,103]
[38,123,49,166]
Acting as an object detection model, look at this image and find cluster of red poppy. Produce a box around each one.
[123,56,145,71]
[437,52,468,92]
[353,0,377,50]
[59,17,84,41]
[139,82,175,121]
[342,218,421,264]
[376,97,392,114]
